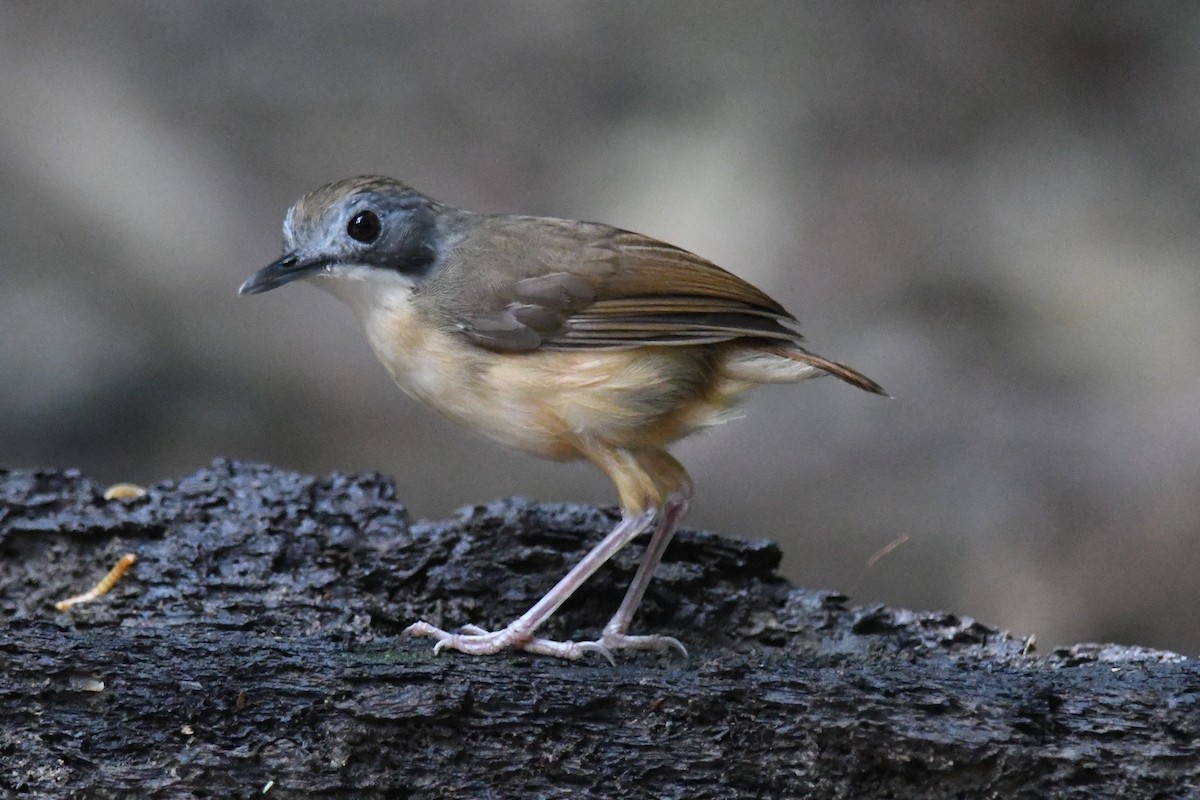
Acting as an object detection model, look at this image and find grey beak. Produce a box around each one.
[238,251,327,296]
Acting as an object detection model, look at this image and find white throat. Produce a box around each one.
[304,265,419,321]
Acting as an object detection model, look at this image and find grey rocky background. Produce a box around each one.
[2,2,1197,654]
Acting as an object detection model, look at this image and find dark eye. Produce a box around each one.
[346,210,381,243]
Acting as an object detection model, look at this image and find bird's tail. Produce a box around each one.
[783,346,888,396]
[721,343,889,397]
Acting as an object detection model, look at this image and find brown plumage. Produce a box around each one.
[240,176,885,663]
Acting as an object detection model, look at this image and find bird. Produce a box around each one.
[240,175,885,663]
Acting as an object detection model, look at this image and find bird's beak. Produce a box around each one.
[238,251,328,296]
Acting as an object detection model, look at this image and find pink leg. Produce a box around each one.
[404,507,657,662]
[601,489,691,657]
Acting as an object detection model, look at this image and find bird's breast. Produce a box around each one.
[358,303,737,460]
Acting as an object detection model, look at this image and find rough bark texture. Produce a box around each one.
[1,460,1197,799]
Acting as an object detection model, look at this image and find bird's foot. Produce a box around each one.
[599,629,689,659]
[403,621,614,664]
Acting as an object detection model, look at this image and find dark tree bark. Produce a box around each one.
[1,461,1197,799]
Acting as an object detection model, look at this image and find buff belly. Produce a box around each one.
[362,312,732,460]
[351,286,821,463]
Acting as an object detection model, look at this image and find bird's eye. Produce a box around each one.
[346,210,381,243]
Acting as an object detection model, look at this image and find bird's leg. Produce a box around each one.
[404,505,657,661]
[600,449,693,657]
[600,492,690,656]
[405,444,691,662]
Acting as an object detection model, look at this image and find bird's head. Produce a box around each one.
[239,176,442,298]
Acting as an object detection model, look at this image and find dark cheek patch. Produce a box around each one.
[372,212,438,277]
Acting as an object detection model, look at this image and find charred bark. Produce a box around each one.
[1,461,1196,799]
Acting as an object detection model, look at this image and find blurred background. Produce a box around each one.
[2,2,1198,653]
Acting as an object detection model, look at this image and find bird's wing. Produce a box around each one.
[433,217,802,353]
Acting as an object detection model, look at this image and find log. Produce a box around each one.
[1,460,1197,798]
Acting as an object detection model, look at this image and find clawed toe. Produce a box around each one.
[402,620,611,662]
[570,640,615,667]
[402,620,521,656]
[563,631,688,663]
[403,619,686,663]
[601,631,689,659]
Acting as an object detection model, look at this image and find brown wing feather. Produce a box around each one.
[433,216,801,352]
[599,231,790,315]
